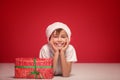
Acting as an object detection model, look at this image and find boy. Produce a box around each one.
[39,22,77,77]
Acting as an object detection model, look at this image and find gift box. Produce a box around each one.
[15,58,53,79]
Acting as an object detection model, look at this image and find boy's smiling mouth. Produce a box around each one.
[54,42,65,47]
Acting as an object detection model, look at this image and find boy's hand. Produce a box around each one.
[49,39,59,53]
[60,39,69,53]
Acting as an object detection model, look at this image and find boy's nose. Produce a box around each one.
[58,37,62,41]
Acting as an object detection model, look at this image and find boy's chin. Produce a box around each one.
[57,47,63,50]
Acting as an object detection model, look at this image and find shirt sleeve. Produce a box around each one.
[66,45,77,62]
[39,44,50,58]
[39,47,45,58]
[39,45,49,58]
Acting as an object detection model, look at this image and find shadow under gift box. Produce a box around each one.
[15,58,53,79]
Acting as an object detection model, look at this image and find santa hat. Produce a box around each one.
[46,22,71,42]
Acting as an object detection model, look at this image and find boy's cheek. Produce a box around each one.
[65,38,69,42]
[52,38,56,42]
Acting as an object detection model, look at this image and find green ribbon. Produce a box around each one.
[32,58,40,78]
[15,58,52,79]
[31,71,39,75]
[15,66,52,68]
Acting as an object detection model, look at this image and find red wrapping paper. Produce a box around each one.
[15,58,53,79]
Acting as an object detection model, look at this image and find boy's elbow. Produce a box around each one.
[62,73,70,77]
[62,69,71,77]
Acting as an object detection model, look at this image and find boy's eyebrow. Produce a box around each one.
[61,34,67,35]
[52,34,59,36]
[61,33,68,37]
[53,33,58,35]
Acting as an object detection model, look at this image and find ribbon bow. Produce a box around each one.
[30,58,43,78]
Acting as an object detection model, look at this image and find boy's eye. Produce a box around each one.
[61,36,67,38]
[53,35,58,38]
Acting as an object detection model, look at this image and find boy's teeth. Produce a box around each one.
[56,43,63,47]
[58,44,62,46]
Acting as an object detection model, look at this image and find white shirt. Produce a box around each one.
[39,44,77,75]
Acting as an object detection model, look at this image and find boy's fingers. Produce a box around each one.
[50,39,54,45]
[50,39,56,49]
[66,39,69,45]
[66,42,68,48]
[64,39,69,49]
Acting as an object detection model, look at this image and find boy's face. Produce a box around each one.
[50,30,68,50]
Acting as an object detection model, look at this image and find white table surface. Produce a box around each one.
[0,63,120,80]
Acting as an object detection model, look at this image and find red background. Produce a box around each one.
[1,0,120,63]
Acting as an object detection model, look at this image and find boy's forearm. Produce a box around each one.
[53,52,59,73]
[60,52,71,77]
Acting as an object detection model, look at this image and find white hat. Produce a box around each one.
[46,22,71,42]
